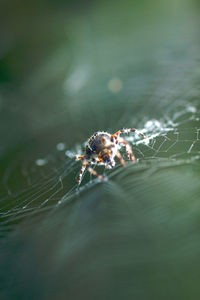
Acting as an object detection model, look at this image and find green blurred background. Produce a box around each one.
[0,0,200,299]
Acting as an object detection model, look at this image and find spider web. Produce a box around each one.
[0,97,199,234]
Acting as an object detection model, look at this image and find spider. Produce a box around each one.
[75,128,146,185]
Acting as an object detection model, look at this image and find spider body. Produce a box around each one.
[85,132,116,168]
[75,128,146,185]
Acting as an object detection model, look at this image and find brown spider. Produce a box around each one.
[75,128,146,185]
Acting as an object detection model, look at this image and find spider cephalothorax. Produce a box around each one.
[75,128,146,185]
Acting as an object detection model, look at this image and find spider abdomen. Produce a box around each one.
[86,132,111,159]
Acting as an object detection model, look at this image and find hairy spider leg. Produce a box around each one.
[118,137,136,162]
[115,150,126,166]
[78,161,88,185]
[111,128,146,141]
[78,160,105,185]
[75,155,86,161]
[87,166,105,181]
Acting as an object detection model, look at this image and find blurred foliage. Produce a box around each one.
[0,0,200,299]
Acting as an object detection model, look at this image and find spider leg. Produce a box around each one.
[118,138,136,162]
[78,161,88,185]
[87,166,105,181]
[111,128,146,141]
[78,161,104,185]
[75,155,86,161]
[115,151,126,166]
